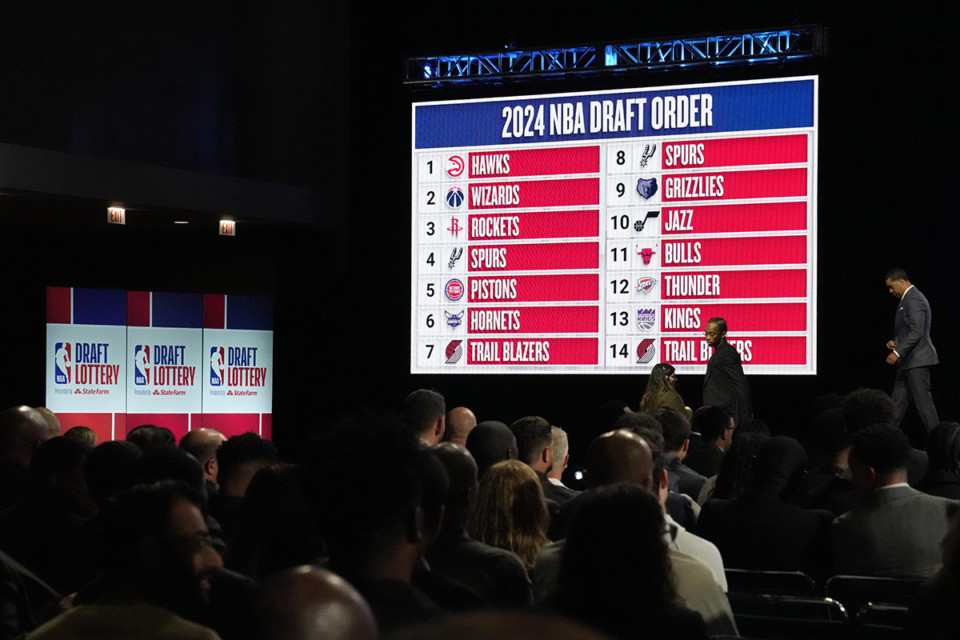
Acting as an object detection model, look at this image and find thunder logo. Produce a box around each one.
[210,347,225,386]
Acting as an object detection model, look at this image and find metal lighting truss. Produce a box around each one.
[405,25,824,86]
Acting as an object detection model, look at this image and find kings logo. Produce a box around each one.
[636,178,658,200]
[637,309,656,331]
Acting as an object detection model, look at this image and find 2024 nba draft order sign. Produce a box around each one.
[411,76,817,375]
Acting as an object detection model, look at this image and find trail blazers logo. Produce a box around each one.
[445,340,463,364]
[637,339,656,364]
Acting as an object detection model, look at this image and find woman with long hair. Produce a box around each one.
[640,363,692,418]
[466,459,549,570]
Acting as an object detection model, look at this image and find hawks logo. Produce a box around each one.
[446,155,465,177]
[637,339,656,364]
[445,340,463,364]
[637,178,658,200]
[637,309,656,331]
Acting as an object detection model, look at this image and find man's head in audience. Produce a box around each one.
[465,421,518,479]
[98,481,223,619]
[84,440,144,510]
[180,428,227,489]
[31,435,96,516]
[443,406,477,446]
[126,424,176,454]
[693,405,735,451]
[254,566,377,640]
[217,432,278,500]
[312,412,429,581]
[848,425,912,494]
[584,429,653,490]
[657,409,693,458]
[34,407,63,439]
[614,411,663,436]
[429,443,479,529]
[842,388,897,433]
[510,416,554,475]
[402,389,446,445]
[548,426,570,482]
[0,405,53,470]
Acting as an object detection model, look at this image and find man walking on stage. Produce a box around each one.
[884,267,939,432]
[702,317,752,429]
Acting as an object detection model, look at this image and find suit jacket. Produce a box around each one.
[894,286,938,368]
[702,340,752,426]
[832,485,957,578]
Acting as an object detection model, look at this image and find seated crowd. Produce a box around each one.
[1,386,959,639]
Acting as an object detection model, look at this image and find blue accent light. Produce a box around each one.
[405,25,824,86]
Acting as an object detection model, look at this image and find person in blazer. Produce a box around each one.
[702,318,752,428]
[885,268,940,432]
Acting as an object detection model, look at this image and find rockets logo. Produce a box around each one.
[445,340,463,364]
[637,178,658,200]
[637,339,656,364]
[639,143,657,168]
[446,155,465,177]
[54,342,72,384]
[210,347,225,387]
[634,210,660,232]
[446,187,465,208]
[637,277,657,294]
[637,309,656,331]
[448,217,463,237]
[134,345,151,386]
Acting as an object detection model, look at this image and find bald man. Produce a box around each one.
[254,566,377,640]
[0,405,55,509]
[443,407,477,446]
[34,407,63,440]
[180,428,227,492]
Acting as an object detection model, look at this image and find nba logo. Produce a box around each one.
[134,345,151,386]
[446,187,465,208]
[210,347,225,386]
[54,342,72,384]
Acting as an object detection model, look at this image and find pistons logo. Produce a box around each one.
[54,342,72,384]
[134,345,151,386]
[210,347,225,386]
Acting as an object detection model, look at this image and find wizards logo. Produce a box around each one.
[54,342,72,384]
[134,345,151,386]
[210,347,225,387]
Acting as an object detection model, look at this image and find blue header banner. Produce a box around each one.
[414,78,814,150]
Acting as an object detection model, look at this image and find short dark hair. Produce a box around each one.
[510,416,553,466]
[692,405,732,442]
[656,410,691,453]
[842,388,896,433]
[614,411,662,436]
[850,425,911,477]
[885,267,909,282]
[217,433,278,486]
[126,425,176,454]
[401,389,446,438]
[707,317,727,333]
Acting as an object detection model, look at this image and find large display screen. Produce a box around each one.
[46,287,274,442]
[411,76,817,374]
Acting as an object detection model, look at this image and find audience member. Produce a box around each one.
[919,422,960,499]
[32,409,62,441]
[180,428,227,497]
[0,406,53,510]
[697,430,767,504]
[466,460,549,571]
[640,363,692,418]
[658,409,706,499]
[833,425,957,578]
[425,443,533,607]
[546,426,576,494]
[83,440,144,511]
[684,406,734,478]
[252,566,377,640]
[402,389,446,446]
[443,406,477,446]
[210,433,279,544]
[126,425,176,454]
[511,416,575,510]
[697,436,834,580]
[799,408,858,514]
[465,421,517,479]
[550,483,709,640]
[907,510,960,639]
[843,387,928,486]
[30,481,224,639]
[63,426,97,446]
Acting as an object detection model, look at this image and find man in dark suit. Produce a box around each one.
[833,425,957,578]
[702,317,752,428]
[884,268,939,432]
